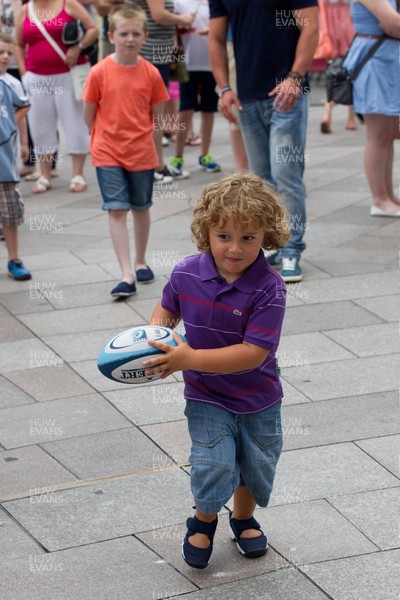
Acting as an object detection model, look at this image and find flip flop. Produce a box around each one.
[70,175,87,193]
[32,176,51,194]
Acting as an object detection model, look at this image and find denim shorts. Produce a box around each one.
[184,400,283,514]
[96,167,154,212]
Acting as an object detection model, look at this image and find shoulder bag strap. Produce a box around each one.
[351,35,386,81]
[28,1,67,62]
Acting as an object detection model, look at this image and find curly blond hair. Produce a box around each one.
[191,172,290,252]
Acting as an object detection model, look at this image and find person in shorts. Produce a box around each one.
[168,0,221,178]
[0,34,31,281]
[145,172,289,569]
[83,4,169,298]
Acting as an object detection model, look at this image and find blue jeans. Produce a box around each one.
[239,95,309,259]
[184,400,283,514]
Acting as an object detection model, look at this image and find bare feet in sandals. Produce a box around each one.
[32,176,51,194]
[70,175,87,193]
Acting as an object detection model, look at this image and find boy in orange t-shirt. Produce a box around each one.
[83,5,169,298]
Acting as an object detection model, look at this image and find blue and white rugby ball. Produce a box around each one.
[97,325,182,384]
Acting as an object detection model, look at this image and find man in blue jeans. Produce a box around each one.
[209,0,319,282]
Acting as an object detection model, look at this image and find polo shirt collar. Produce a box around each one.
[198,251,268,293]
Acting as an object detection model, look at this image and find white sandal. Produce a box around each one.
[70,175,87,193]
[32,176,51,194]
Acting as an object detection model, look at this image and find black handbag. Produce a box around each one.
[62,20,98,56]
[326,35,386,105]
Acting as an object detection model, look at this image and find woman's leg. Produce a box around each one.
[364,114,400,213]
[345,106,357,130]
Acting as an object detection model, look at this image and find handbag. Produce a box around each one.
[62,20,98,57]
[28,3,90,101]
[326,35,386,105]
[314,0,333,60]
[169,29,189,83]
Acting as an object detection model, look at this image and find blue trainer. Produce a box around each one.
[266,251,281,269]
[7,258,31,281]
[199,154,221,173]
[110,281,137,298]
[280,257,303,283]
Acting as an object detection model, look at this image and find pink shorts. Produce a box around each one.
[168,80,180,100]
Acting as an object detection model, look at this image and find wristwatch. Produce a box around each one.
[286,71,305,84]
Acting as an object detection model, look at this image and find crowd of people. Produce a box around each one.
[1,0,399,574]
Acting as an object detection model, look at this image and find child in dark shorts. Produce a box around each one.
[146,172,290,569]
[0,34,31,280]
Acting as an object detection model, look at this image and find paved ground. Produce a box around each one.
[0,86,399,600]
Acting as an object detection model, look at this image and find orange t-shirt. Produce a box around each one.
[83,55,169,171]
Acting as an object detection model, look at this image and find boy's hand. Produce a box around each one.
[143,332,194,379]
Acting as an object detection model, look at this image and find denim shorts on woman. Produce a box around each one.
[184,400,283,514]
[96,167,154,212]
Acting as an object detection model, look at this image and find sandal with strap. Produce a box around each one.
[229,511,268,558]
[70,175,87,193]
[182,515,218,569]
[32,176,51,194]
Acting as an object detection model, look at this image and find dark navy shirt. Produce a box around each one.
[161,251,287,414]
[209,0,318,102]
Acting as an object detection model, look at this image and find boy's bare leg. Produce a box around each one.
[108,210,135,283]
[132,208,150,271]
[232,486,262,538]
[174,109,193,157]
[229,129,249,172]
[190,509,218,548]
[2,225,18,260]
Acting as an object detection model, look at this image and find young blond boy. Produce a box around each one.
[83,5,169,298]
[0,32,31,280]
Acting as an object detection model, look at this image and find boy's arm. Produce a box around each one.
[144,334,269,379]
[83,101,97,133]
[17,116,29,162]
[14,106,30,124]
[149,300,181,330]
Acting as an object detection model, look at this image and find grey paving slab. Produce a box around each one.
[302,549,400,600]
[20,251,84,270]
[27,264,115,288]
[284,354,400,401]
[269,443,399,507]
[303,258,397,277]
[278,331,355,368]
[329,487,400,550]
[306,190,369,219]
[105,381,186,425]
[42,328,122,363]
[142,420,190,464]
[18,302,142,336]
[308,233,399,267]
[41,427,174,479]
[0,376,34,410]
[305,222,376,252]
[55,214,111,238]
[281,300,383,335]
[281,391,399,450]
[0,339,57,374]
[178,568,329,600]
[281,379,311,405]
[0,290,53,315]
[0,314,34,343]
[324,322,400,357]
[6,364,94,402]
[0,507,44,560]
[259,500,377,564]
[138,512,280,588]
[45,281,125,310]
[0,394,131,449]
[356,434,400,478]
[302,271,400,304]
[0,445,76,499]
[354,295,400,322]
[0,536,196,600]
[4,469,190,550]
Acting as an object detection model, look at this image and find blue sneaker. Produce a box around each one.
[168,157,190,179]
[199,154,221,173]
[7,258,31,281]
[266,251,281,269]
[110,281,137,298]
[280,257,303,283]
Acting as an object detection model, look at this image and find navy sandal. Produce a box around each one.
[229,511,268,558]
[182,515,218,569]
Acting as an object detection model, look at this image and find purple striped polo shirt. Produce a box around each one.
[161,251,287,414]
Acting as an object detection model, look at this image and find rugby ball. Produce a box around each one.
[97,325,183,384]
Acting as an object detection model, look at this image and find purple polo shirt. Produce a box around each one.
[161,251,287,414]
